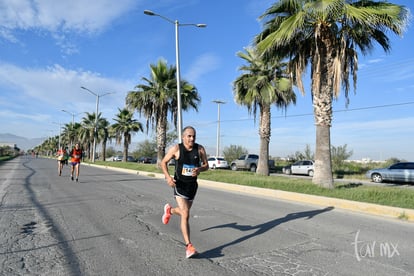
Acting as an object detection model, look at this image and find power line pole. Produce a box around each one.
[212,100,226,157]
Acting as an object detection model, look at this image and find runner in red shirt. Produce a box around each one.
[69,143,82,182]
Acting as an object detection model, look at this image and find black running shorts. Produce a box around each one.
[173,180,198,201]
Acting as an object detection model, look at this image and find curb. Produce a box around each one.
[86,163,414,222]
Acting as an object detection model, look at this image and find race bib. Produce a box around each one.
[182,164,196,176]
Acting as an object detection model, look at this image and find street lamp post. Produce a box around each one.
[81,86,114,162]
[62,109,82,125]
[62,110,82,149]
[144,9,206,143]
[212,100,226,157]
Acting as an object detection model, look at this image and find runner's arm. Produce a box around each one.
[161,144,179,186]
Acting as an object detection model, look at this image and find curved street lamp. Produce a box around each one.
[144,9,206,143]
[61,109,83,149]
[62,109,82,125]
[81,86,115,162]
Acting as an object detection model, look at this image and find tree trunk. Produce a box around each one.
[313,124,333,188]
[156,111,167,169]
[87,142,91,161]
[312,87,334,188]
[256,104,270,176]
[101,140,107,161]
[311,26,335,189]
[123,133,129,162]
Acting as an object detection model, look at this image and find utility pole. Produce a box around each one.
[212,100,226,157]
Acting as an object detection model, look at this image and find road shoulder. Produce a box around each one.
[85,163,414,223]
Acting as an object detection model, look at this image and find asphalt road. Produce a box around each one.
[0,156,413,276]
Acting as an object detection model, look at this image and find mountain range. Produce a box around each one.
[0,133,44,151]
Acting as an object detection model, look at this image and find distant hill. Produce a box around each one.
[0,133,44,151]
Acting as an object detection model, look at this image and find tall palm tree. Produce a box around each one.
[111,108,143,162]
[233,47,296,175]
[81,112,97,159]
[80,112,109,160]
[45,135,59,156]
[256,0,409,188]
[61,122,81,149]
[126,59,201,168]
[70,122,86,154]
[60,124,70,148]
[97,118,111,161]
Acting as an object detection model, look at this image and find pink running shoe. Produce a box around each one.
[162,203,172,224]
[186,243,198,258]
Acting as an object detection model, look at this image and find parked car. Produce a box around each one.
[208,156,229,169]
[126,156,136,162]
[112,155,136,162]
[137,157,153,164]
[230,154,275,172]
[112,155,123,162]
[283,160,314,176]
[365,162,414,183]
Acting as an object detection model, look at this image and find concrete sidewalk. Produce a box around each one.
[87,163,414,223]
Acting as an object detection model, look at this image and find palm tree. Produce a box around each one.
[111,108,143,162]
[97,118,111,161]
[126,59,201,168]
[61,122,81,149]
[233,47,296,176]
[256,0,409,188]
[60,124,70,148]
[45,135,59,156]
[81,112,97,159]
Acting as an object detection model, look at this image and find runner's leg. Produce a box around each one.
[173,197,193,245]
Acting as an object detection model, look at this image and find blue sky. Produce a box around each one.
[0,0,413,161]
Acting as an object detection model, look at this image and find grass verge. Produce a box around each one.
[95,161,414,210]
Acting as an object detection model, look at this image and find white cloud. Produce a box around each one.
[185,52,220,83]
[0,62,132,103]
[367,58,383,64]
[0,0,139,49]
[0,0,137,32]
[52,33,79,56]
[0,62,135,138]
[0,109,49,122]
[0,0,142,56]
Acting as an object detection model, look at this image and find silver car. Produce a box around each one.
[283,160,314,176]
[365,162,414,183]
[112,155,123,161]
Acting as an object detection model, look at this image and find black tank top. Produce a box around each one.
[175,143,200,183]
